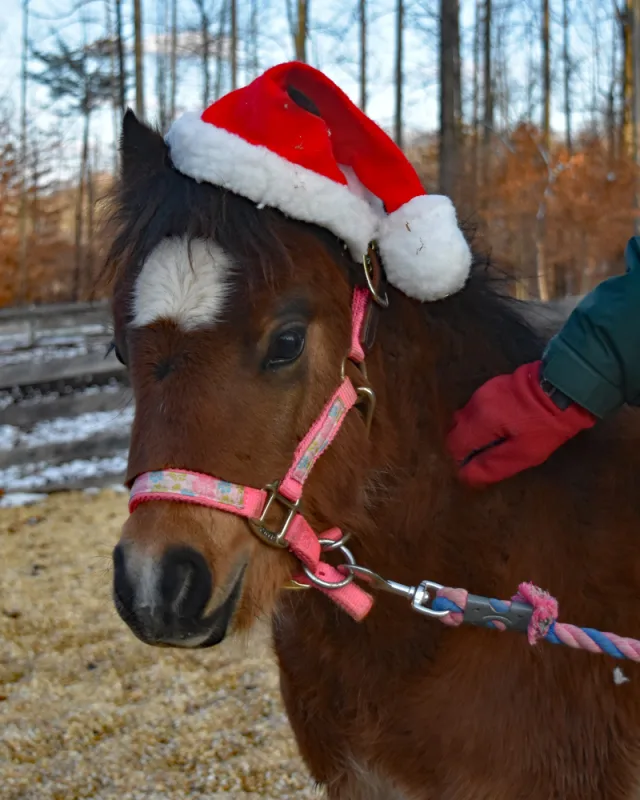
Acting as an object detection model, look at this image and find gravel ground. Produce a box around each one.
[0,490,318,800]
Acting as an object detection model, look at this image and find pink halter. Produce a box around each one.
[129,263,386,621]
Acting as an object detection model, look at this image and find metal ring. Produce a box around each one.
[318,532,351,552]
[363,253,389,308]
[301,544,356,589]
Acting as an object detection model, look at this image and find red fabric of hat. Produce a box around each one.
[165,61,472,301]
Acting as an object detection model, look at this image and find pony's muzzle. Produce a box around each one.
[112,540,239,648]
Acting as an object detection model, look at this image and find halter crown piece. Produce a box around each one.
[129,64,472,620]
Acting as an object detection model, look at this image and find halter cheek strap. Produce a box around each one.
[129,278,384,622]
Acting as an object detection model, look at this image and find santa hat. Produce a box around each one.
[165,62,472,301]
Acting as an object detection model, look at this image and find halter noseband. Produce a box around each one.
[129,243,388,621]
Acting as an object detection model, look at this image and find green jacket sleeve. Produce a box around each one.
[541,236,640,418]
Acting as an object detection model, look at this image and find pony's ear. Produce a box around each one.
[120,109,168,181]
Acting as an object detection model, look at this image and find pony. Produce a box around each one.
[106,110,640,799]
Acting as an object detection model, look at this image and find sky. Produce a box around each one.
[0,0,615,178]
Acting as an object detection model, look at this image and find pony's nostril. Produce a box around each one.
[112,543,134,610]
[160,546,212,620]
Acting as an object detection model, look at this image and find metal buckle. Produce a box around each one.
[363,241,389,308]
[248,481,301,548]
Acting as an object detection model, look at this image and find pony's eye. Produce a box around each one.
[265,327,306,369]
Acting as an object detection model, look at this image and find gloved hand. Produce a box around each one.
[447,360,596,487]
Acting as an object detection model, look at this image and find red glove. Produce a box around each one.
[447,360,597,487]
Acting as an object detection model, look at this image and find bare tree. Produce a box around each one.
[562,0,572,152]
[193,0,211,106]
[230,0,237,89]
[633,0,640,233]
[170,0,177,119]
[31,35,117,299]
[156,0,168,129]
[471,0,481,199]
[115,0,126,116]
[214,0,227,99]
[439,0,460,198]
[133,0,145,118]
[286,0,310,62]
[542,0,551,152]
[482,0,493,180]
[394,0,404,147]
[17,0,29,305]
[359,0,367,112]
[616,0,634,156]
[248,0,259,79]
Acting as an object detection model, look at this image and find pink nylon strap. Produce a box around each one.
[279,378,358,502]
[349,287,369,363]
[129,469,266,516]
[284,518,373,621]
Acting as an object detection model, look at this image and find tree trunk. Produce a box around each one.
[294,0,309,62]
[17,0,29,305]
[133,0,145,119]
[249,0,259,79]
[214,0,227,100]
[86,146,95,291]
[359,0,366,112]
[562,0,572,153]
[482,0,493,181]
[170,0,177,120]
[394,0,404,147]
[607,14,617,163]
[74,110,90,302]
[105,0,119,171]
[200,4,210,106]
[621,0,634,157]
[542,0,551,153]
[115,0,126,117]
[156,0,167,130]
[472,0,480,200]
[439,0,460,198]
[230,0,237,89]
[633,0,640,234]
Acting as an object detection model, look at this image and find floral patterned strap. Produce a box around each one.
[279,378,358,502]
[129,470,267,518]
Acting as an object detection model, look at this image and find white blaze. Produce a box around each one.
[132,236,231,330]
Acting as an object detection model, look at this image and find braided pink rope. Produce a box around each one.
[551,624,640,661]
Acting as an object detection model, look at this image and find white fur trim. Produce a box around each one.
[377,195,472,301]
[166,113,379,260]
[133,236,231,330]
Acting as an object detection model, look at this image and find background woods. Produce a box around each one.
[1,0,640,308]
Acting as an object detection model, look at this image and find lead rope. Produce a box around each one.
[342,563,640,663]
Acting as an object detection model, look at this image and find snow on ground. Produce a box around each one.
[0,340,108,368]
[0,492,47,508]
[0,452,129,493]
[0,407,134,451]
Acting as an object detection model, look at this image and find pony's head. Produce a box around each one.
[108,116,383,647]
[106,63,479,648]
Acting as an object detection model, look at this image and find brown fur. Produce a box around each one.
[106,112,640,799]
